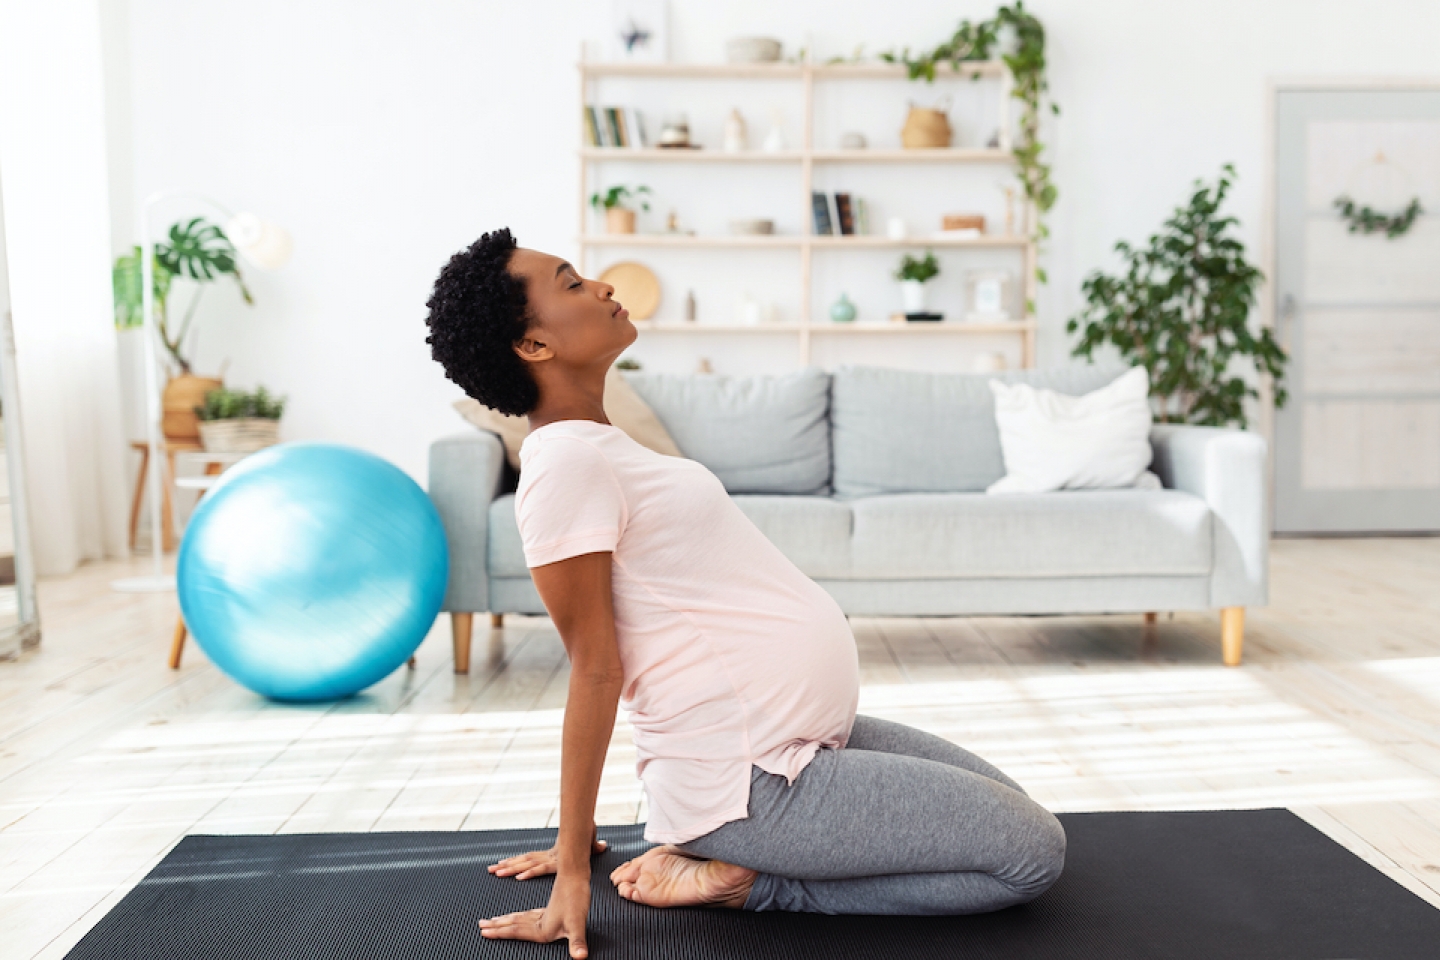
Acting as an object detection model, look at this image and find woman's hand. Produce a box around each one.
[479,873,593,959]
[488,825,607,880]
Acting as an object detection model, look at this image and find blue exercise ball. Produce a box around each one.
[177,442,449,702]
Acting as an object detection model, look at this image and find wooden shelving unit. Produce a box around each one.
[578,53,1038,367]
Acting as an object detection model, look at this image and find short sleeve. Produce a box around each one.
[514,436,626,567]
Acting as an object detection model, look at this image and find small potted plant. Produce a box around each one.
[590,184,652,234]
[894,250,940,313]
[195,385,287,453]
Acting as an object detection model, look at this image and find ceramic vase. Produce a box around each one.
[900,280,927,314]
[830,293,857,322]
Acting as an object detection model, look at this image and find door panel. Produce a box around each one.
[1274,89,1440,532]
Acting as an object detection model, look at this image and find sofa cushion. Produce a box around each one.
[494,488,1210,583]
[731,496,853,579]
[847,490,1212,580]
[623,368,831,495]
[831,365,1127,496]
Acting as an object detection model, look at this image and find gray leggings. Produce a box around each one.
[675,715,1066,915]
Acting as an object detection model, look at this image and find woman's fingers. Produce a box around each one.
[478,909,546,940]
[489,849,556,877]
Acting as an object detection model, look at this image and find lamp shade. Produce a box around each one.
[225,212,293,270]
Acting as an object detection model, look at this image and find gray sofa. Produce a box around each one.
[429,366,1267,671]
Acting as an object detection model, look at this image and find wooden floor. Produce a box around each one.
[3,538,1440,956]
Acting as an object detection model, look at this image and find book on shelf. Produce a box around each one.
[605,107,627,147]
[854,197,870,235]
[834,193,855,236]
[583,106,603,147]
[629,108,648,148]
[587,105,648,149]
[810,191,834,235]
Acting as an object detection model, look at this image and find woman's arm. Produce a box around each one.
[479,550,624,960]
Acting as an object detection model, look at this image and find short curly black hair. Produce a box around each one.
[424,227,539,416]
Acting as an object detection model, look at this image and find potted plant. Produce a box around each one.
[589,184,652,234]
[113,217,254,442]
[1067,165,1287,428]
[194,385,287,453]
[894,250,940,313]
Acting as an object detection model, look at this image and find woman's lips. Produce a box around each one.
[613,303,628,318]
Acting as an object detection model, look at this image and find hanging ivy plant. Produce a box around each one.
[1332,195,1423,239]
[881,2,1057,286]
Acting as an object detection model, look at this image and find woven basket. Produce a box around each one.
[198,418,280,453]
[901,102,952,149]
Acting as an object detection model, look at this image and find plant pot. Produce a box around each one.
[901,104,952,149]
[162,374,223,442]
[900,280,928,314]
[606,207,637,234]
[198,417,280,453]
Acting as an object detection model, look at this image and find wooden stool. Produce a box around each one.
[129,439,202,554]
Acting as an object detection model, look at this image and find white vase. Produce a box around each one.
[900,280,927,313]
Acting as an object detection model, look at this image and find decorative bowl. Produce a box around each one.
[726,37,783,63]
[729,218,775,235]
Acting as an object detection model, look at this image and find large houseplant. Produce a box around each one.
[113,217,254,441]
[1066,165,1287,428]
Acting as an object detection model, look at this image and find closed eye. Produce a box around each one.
[569,280,583,290]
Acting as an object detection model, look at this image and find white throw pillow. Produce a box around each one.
[987,367,1155,494]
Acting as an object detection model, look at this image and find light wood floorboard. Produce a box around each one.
[3,538,1440,957]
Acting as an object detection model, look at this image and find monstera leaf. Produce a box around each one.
[155,217,253,303]
[112,246,174,329]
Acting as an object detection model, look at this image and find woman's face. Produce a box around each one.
[509,248,637,369]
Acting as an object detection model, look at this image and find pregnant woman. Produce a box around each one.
[424,229,1065,959]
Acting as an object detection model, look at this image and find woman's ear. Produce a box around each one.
[514,336,553,365]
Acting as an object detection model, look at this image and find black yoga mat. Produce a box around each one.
[66,810,1440,959]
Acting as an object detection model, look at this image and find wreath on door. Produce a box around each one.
[1331,149,1424,239]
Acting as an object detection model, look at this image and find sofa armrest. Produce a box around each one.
[1150,424,1268,608]
[428,429,506,613]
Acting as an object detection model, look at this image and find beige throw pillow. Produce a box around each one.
[452,366,683,471]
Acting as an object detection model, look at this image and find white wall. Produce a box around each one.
[112,0,1440,483]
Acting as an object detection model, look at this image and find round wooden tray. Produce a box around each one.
[598,261,660,320]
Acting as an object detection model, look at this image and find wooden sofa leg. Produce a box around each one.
[490,613,504,628]
[452,612,474,675]
[1221,607,1245,667]
[1143,612,1157,625]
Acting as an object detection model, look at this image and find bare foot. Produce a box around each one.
[609,845,757,909]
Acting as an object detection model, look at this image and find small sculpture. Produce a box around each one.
[762,108,786,152]
[724,109,749,153]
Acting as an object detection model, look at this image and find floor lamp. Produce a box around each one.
[112,191,291,594]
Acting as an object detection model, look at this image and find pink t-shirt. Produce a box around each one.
[515,420,860,844]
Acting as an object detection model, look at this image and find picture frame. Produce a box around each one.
[610,0,668,64]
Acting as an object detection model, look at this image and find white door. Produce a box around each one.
[1274,89,1440,533]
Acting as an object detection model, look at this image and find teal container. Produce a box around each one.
[829,292,857,322]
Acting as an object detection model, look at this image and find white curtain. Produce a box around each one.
[0,0,131,576]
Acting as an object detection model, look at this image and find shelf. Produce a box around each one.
[582,234,801,248]
[581,62,805,79]
[813,61,1005,80]
[582,234,1027,248]
[809,320,1036,334]
[629,320,1035,334]
[581,148,1011,164]
[810,148,1012,163]
[579,60,1005,80]
[581,148,803,163]
[632,321,804,332]
[810,235,1027,249]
